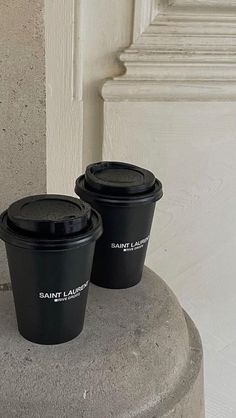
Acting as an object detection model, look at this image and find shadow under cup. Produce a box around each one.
[0,195,102,345]
[75,161,163,289]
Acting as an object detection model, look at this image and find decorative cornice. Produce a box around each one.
[102,0,236,101]
[170,0,236,13]
[133,0,167,41]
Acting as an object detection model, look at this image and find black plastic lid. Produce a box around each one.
[7,195,91,237]
[75,161,163,206]
[0,195,103,250]
[85,161,156,196]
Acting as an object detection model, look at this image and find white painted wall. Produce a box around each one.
[82,0,133,170]
[45,0,83,196]
[45,0,133,196]
[102,2,236,417]
[45,1,236,415]
[103,101,236,289]
[103,96,236,418]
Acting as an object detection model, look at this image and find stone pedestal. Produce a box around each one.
[0,267,204,417]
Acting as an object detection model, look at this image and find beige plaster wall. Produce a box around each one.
[0,0,46,283]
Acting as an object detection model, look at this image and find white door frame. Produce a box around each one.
[45,0,83,196]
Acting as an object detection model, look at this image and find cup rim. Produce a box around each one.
[75,175,163,207]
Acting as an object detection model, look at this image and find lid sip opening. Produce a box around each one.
[7,195,91,237]
[0,194,103,250]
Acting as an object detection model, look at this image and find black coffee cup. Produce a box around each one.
[75,161,163,289]
[0,195,102,344]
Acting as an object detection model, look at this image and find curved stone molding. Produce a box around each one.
[102,0,236,101]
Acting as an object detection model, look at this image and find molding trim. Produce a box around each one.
[45,0,83,194]
[102,0,236,101]
[133,0,167,41]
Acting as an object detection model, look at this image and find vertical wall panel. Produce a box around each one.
[82,0,133,170]
[45,0,83,195]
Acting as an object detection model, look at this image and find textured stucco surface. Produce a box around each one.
[0,0,46,283]
[0,267,204,417]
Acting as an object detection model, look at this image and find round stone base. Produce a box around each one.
[0,267,204,417]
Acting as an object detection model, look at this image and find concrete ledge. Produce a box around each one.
[0,267,204,417]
